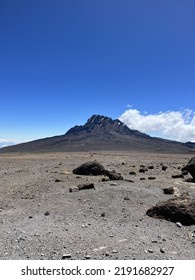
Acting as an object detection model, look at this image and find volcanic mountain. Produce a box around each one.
[1,114,195,153]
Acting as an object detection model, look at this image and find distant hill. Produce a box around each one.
[0,114,195,153]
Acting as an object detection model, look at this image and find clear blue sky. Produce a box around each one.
[0,0,195,144]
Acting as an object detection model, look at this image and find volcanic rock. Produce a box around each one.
[172,174,184,179]
[73,161,105,176]
[77,183,95,191]
[106,170,123,180]
[182,157,195,180]
[163,187,174,195]
[146,196,195,225]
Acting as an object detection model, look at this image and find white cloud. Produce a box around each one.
[119,108,195,143]
[0,139,20,148]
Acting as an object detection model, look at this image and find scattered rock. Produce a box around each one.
[148,165,154,170]
[129,171,136,175]
[160,248,165,253]
[85,255,91,259]
[62,254,71,259]
[139,168,146,173]
[73,161,105,176]
[105,170,123,180]
[162,166,167,171]
[182,157,195,180]
[110,182,118,186]
[77,183,95,191]
[163,187,174,195]
[112,250,118,254]
[172,174,184,179]
[55,179,61,182]
[148,176,156,180]
[176,222,182,228]
[124,197,130,201]
[44,211,50,216]
[102,177,109,182]
[146,196,195,225]
[148,249,153,253]
[140,178,146,180]
[69,186,79,192]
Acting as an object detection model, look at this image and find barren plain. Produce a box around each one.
[0,151,195,260]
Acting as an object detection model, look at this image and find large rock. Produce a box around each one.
[73,161,105,175]
[146,196,195,225]
[104,170,123,181]
[182,157,195,180]
[73,161,123,180]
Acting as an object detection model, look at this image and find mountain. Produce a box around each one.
[0,114,195,153]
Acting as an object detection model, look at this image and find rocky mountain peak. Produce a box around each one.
[65,114,144,137]
[86,114,115,126]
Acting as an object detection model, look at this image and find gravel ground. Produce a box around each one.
[0,151,195,260]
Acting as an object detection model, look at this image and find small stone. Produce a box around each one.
[176,222,182,228]
[172,174,184,179]
[78,183,95,191]
[140,178,146,180]
[110,183,118,186]
[124,197,130,201]
[29,216,33,219]
[62,254,71,259]
[162,166,167,171]
[105,252,110,257]
[44,211,50,216]
[148,249,153,253]
[163,187,174,194]
[160,248,165,253]
[101,212,106,217]
[129,171,136,175]
[112,250,118,254]
[85,255,91,259]
[148,176,156,180]
[55,179,61,182]
[102,177,109,182]
[148,165,154,169]
[69,187,79,192]
[139,168,146,173]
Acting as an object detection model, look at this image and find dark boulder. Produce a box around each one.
[163,187,174,194]
[146,196,195,225]
[182,157,195,180]
[172,174,184,179]
[77,183,95,190]
[162,165,167,171]
[73,161,123,180]
[104,170,123,180]
[73,161,105,176]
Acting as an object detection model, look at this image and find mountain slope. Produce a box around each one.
[0,114,194,153]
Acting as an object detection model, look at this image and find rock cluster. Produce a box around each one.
[73,161,123,180]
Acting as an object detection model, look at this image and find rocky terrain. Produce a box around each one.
[1,151,195,260]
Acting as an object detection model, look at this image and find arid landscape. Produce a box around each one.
[1,151,195,260]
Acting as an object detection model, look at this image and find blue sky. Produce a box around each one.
[0,0,195,146]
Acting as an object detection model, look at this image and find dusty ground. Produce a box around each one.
[0,151,195,260]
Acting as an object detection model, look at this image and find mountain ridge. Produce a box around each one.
[0,114,195,153]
